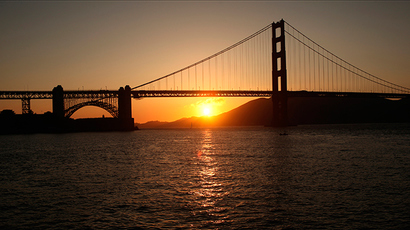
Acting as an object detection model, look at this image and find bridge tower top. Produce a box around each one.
[271,19,288,127]
[272,19,287,93]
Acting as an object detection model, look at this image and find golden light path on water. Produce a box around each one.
[192,129,230,225]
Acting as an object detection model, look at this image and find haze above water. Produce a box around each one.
[1,123,409,229]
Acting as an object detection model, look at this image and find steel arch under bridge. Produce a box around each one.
[64,99,119,118]
[62,90,119,118]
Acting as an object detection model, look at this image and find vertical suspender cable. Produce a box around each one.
[309,44,311,90]
[304,37,306,90]
[215,56,218,90]
[318,47,321,91]
[331,56,333,91]
[313,44,316,91]
[222,53,224,90]
[228,50,230,90]
[209,60,211,90]
[327,52,329,91]
[322,49,324,91]
[298,38,301,90]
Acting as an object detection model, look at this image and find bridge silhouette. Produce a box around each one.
[1,19,409,129]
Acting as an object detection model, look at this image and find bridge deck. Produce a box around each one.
[0,90,408,99]
[0,90,118,99]
[0,91,53,99]
[131,90,409,99]
[131,90,273,98]
[288,91,410,99]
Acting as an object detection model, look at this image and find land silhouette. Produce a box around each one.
[1,96,409,134]
[0,110,138,134]
[136,97,410,129]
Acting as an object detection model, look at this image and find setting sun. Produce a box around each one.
[203,107,211,116]
[192,98,226,118]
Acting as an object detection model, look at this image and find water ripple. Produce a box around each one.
[1,124,409,229]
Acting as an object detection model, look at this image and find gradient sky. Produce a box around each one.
[1,1,409,123]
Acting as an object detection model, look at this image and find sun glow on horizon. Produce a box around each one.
[203,107,211,117]
[193,98,225,117]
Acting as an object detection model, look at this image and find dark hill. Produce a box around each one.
[288,97,410,125]
[137,96,410,129]
[212,98,272,126]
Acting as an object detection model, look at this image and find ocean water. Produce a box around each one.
[1,123,409,229]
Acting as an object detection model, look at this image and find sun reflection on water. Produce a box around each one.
[191,129,231,225]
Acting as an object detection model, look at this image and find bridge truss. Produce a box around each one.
[132,90,272,98]
[63,91,119,118]
[0,90,119,117]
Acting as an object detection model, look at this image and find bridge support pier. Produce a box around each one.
[271,19,288,127]
[52,85,64,119]
[118,85,134,131]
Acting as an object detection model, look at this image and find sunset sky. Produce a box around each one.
[1,1,409,123]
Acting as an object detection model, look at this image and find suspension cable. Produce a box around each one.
[132,23,272,90]
[285,21,410,92]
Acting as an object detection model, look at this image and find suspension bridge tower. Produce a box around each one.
[271,19,288,127]
[118,85,134,131]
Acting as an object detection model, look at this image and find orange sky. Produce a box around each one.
[1,1,409,123]
[0,96,259,123]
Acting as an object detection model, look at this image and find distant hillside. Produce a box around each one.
[136,98,272,129]
[136,120,170,129]
[288,97,410,125]
[212,98,272,126]
[136,97,410,129]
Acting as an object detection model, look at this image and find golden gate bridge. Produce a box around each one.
[1,19,409,129]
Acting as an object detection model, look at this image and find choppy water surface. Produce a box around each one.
[1,123,409,229]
